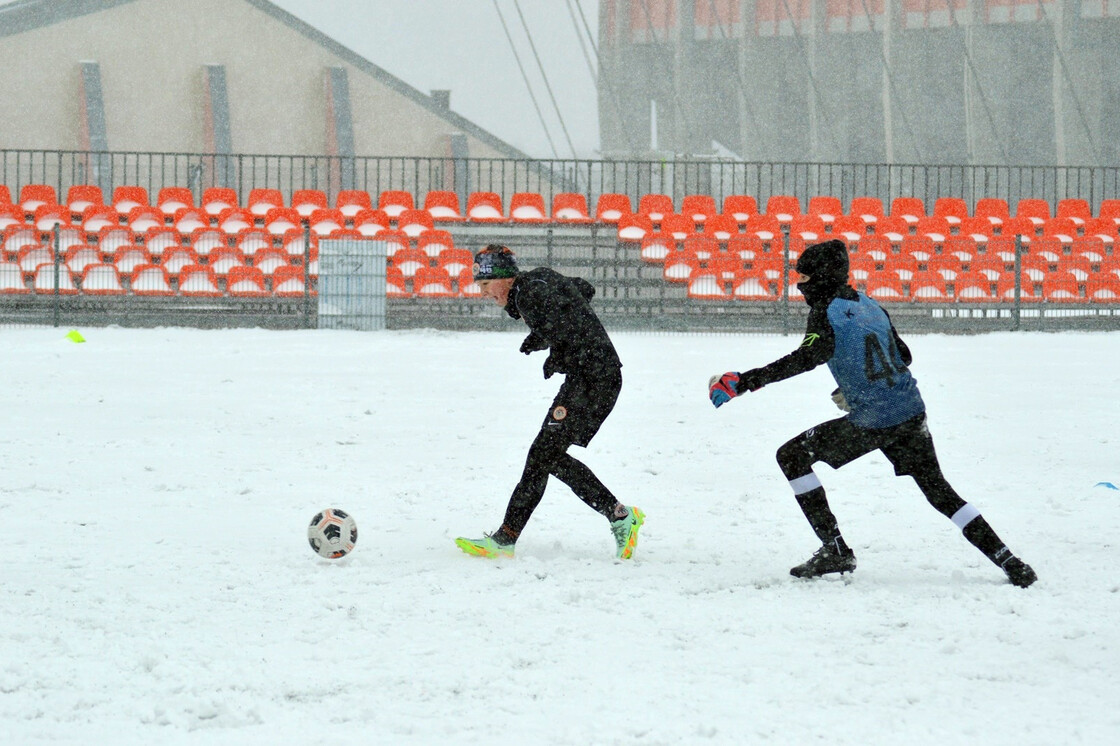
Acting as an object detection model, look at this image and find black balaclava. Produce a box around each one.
[796,239,850,307]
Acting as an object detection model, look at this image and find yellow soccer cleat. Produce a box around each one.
[610,506,645,559]
[455,534,515,559]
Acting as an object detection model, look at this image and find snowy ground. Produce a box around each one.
[2,326,1118,745]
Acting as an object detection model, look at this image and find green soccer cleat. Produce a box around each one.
[455,534,515,559]
[610,506,645,559]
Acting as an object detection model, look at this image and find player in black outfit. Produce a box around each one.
[456,245,645,559]
[708,239,1037,587]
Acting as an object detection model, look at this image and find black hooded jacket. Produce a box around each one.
[504,267,622,376]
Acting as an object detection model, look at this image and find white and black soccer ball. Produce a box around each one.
[307,508,358,559]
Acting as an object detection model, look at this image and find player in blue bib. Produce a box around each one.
[708,239,1036,587]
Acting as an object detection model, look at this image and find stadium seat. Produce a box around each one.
[32,262,78,294]
[639,234,675,263]
[1056,254,1092,283]
[687,271,730,300]
[865,270,906,302]
[745,214,781,243]
[81,206,119,234]
[95,226,134,259]
[112,186,149,214]
[765,195,801,223]
[998,272,1043,303]
[307,208,347,236]
[268,264,306,297]
[999,216,1038,241]
[0,185,11,204]
[509,192,548,223]
[20,184,56,212]
[353,208,392,237]
[278,228,317,261]
[731,271,777,301]
[178,264,222,297]
[226,265,268,297]
[456,268,481,297]
[959,215,995,243]
[188,227,227,258]
[436,247,474,278]
[1072,236,1106,266]
[681,194,717,224]
[971,254,1005,281]
[1056,198,1091,226]
[389,247,429,279]
[890,197,926,225]
[251,250,287,280]
[0,203,24,231]
[247,188,284,217]
[160,246,197,278]
[336,190,373,218]
[409,230,449,260]
[1028,235,1063,265]
[953,271,998,302]
[1019,253,1049,284]
[660,214,695,240]
[595,193,631,223]
[292,189,328,218]
[909,270,950,301]
[1087,274,1120,302]
[80,263,125,295]
[423,190,465,222]
[872,215,909,243]
[849,197,885,225]
[115,245,153,276]
[1083,217,1117,246]
[616,213,652,241]
[662,248,700,282]
[217,208,255,236]
[723,195,759,223]
[413,266,455,298]
[683,235,718,262]
[4,226,41,260]
[933,197,968,227]
[1042,271,1085,303]
[884,252,919,282]
[1099,199,1120,225]
[789,214,826,242]
[234,229,271,260]
[859,234,893,263]
[1041,217,1078,245]
[173,208,208,235]
[808,196,843,227]
[915,215,951,244]
[55,226,84,254]
[208,247,246,278]
[18,244,53,277]
[747,254,784,283]
[385,266,409,298]
[830,214,868,242]
[127,264,172,295]
[157,187,194,215]
[1016,198,1050,227]
[849,253,876,285]
[65,244,102,275]
[929,253,963,281]
[0,260,29,293]
[945,235,977,265]
[263,207,301,236]
[707,253,743,285]
[201,187,238,217]
[1102,256,1120,281]
[975,198,1010,227]
[551,193,592,223]
[33,205,70,231]
[379,190,415,218]
[397,208,434,237]
[638,194,674,224]
[66,185,104,216]
[702,213,740,241]
[124,207,161,235]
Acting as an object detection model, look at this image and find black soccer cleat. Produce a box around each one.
[790,545,857,579]
[1001,557,1037,588]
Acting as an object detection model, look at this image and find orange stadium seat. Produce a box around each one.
[639,234,674,263]
[999,216,1038,241]
[280,228,317,261]
[929,253,963,281]
[971,254,1005,281]
[858,234,893,263]
[865,270,905,302]
[1056,254,1092,283]
[436,247,473,278]
[253,248,289,277]
[0,260,29,293]
[369,229,408,259]
[272,265,309,297]
[112,186,149,214]
[849,197,885,225]
[235,229,271,259]
[765,195,801,223]
[945,235,977,265]
[595,193,631,223]
[808,196,843,227]
[379,190,415,218]
[1099,199,1120,224]
[20,184,56,212]
[423,190,465,222]
[81,206,119,235]
[201,187,238,217]
[831,214,869,242]
[172,207,208,235]
[909,270,950,301]
[745,214,780,243]
[885,252,919,282]
[33,204,70,231]
[189,227,227,258]
[308,208,347,236]
[16,244,50,278]
[218,208,255,236]
[80,263,125,295]
[1083,217,1117,246]
[1056,198,1091,226]
[659,214,695,240]
[227,265,269,297]
[95,226,133,258]
[157,187,194,215]
[178,264,222,297]
[247,188,284,216]
[681,194,717,224]
[509,192,548,223]
[723,195,759,223]
[128,264,173,295]
[1087,274,1120,302]
[732,271,778,301]
[1042,271,1084,303]
[264,207,301,236]
[1072,236,1106,265]
[353,208,391,237]
[413,266,455,298]
[890,197,926,225]
[4,225,41,259]
[413,229,451,259]
[915,215,951,244]
[66,185,104,216]
[959,215,995,243]
[703,213,740,242]
[0,185,10,204]
[638,194,674,224]
[159,246,196,278]
[32,262,78,295]
[849,253,877,285]
[662,248,699,282]
[1016,198,1050,227]
[975,198,1010,227]
[1041,217,1078,245]
[397,208,434,237]
[998,272,1043,303]
[874,216,909,245]
[551,193,592,223]
[687,271,730,300]
[617,213,652,241]
[336,190,373,217]
[456,268,481,298]
[933,197,968,227]
[0,203,25,231]
[114,245,152,276]
[385,266,409,298]
[789,214,826,243]
[208,246,246,278]
[65,244,101,275]
[292,189,328,218]
[389,247,429,279]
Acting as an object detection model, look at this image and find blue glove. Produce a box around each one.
[708,372,741,408]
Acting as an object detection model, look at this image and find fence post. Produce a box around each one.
[1012,234,1022,331]
[52,223,61,327]
[303,220,313,328]
[781,224,790,335]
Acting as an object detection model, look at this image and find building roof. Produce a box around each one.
[0,0,530,159]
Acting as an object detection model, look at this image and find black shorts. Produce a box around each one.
[796,412,940,477]
[541,366,622,448]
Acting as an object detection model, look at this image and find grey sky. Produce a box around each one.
[270,0,603,159]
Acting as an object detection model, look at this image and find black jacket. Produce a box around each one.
[504,267,622,376]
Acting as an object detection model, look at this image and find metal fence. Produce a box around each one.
[5,148,1120,217]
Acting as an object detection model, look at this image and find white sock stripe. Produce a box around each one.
[789,472,822,495]
[951,503,982,530]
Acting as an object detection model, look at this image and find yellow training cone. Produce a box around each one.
[66,330,86,343]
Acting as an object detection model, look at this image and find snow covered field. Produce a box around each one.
[2,326,1118,745]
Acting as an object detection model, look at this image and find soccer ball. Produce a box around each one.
[307,508,358,559]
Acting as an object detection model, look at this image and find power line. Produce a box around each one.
[570,0,641,154]
[490,0,559,159]
[511,0,579,159]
